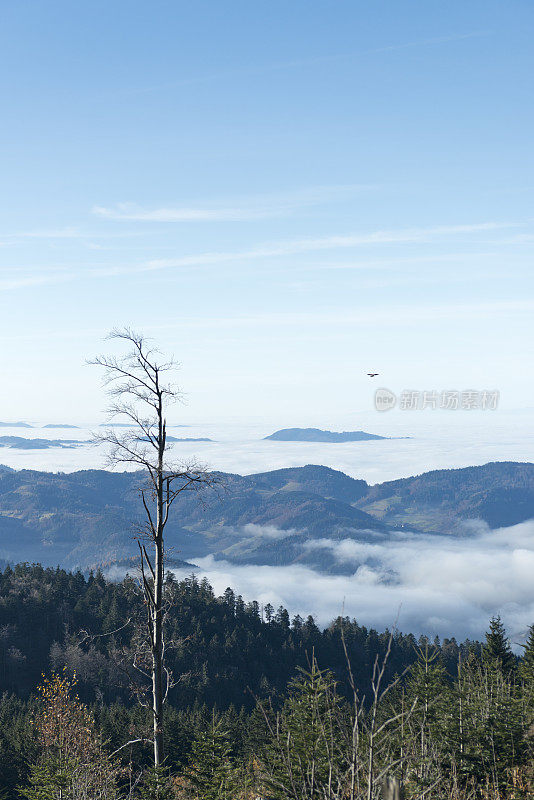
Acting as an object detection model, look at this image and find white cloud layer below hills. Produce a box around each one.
[171,519,534,648]
[2,411,533,646]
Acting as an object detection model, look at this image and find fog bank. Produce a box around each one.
[171,519,534,648]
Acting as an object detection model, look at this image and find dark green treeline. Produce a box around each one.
[0,563,532,799]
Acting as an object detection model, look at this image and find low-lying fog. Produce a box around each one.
[167,518,534,648]
[3,409,533,646]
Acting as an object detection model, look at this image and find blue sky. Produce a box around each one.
[0,0,532,423]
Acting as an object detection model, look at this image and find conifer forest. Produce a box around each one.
[0,563,532,798]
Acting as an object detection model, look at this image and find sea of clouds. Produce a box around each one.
[0,408,533,484]
[169,519,534,648]
[2,410,533,646]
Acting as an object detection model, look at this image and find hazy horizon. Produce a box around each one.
[0,408,532,483]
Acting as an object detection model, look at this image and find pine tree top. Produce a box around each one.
[483,615,515,673]
[521,623,534,669]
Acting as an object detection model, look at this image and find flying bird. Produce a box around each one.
[367,373,379,377]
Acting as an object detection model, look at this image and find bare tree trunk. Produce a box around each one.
[458,652,464,760]
[380,776,404,800]
[152,527,164,766]
[91,328,213,769]
[152,388,165,767]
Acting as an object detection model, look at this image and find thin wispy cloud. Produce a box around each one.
[8,228,82,240]
[309,252,514,271]
[0,264,79,293]
[116,30,491,97]
[92,185,375,223]
[235,523,297,541]
[131,299,534,331]
[372,31,492,54]
[142,221,524,272]
[94,204,279,222]
[0,275,73,291]
[0,228,151,245]
[265,31,493,72]
[1,219,526,293]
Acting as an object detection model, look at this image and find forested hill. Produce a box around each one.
[263,428,388,441]
[0,461,532,570]
[356,461,534,529]
[0,562,475,707]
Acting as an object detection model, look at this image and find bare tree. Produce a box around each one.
[91,328,213,768]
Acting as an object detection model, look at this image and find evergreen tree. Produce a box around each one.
[19,762,71,800]
[184,716,237,800]
[223,588,235,615]
[261,661,345,800]
[456,652,525,793]
[400,644,453,795]
[264,603,274,624]
[136,765,175,800]
[275,606,290,630]
[519,623,534,728]
[483,616,515,673]
[520,623,534,676]
[0,697,35,798]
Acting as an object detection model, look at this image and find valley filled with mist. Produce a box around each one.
[1,415,532,644]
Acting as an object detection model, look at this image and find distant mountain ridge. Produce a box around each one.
[0,436,82,450]
[43,424,80,429]
[356,462,534,530]
[264,428,390,442]
[0,461,531,572]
